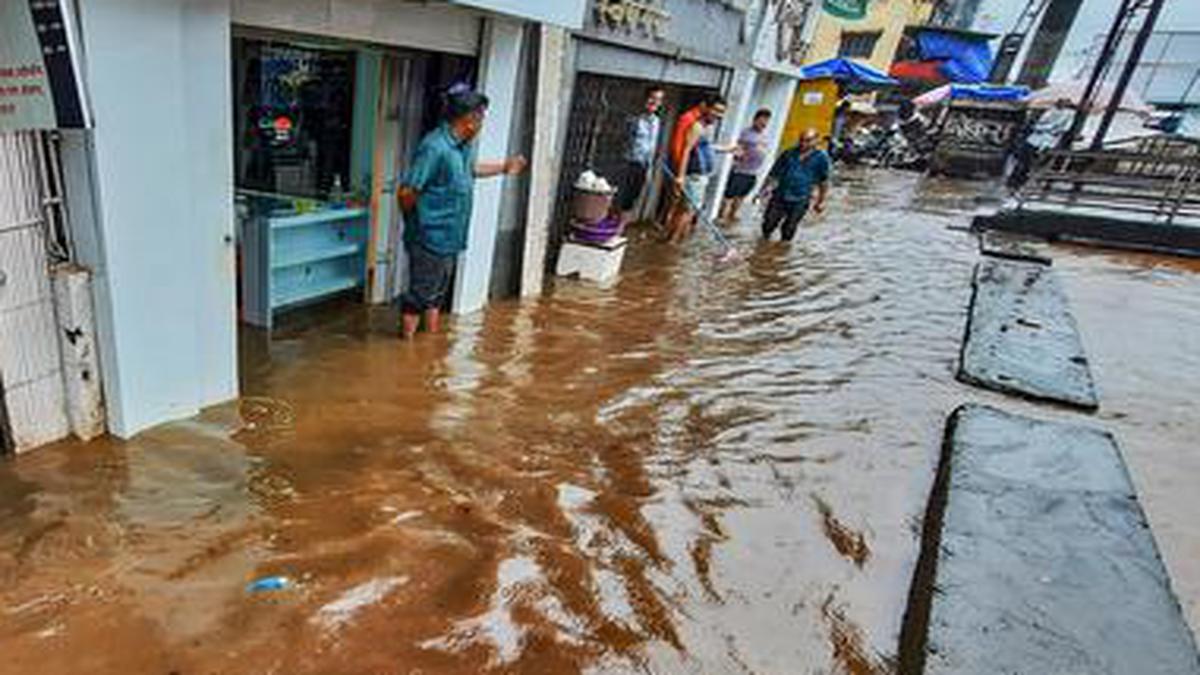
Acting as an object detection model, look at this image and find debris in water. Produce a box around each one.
[390,510,423,526]
[246,576,292,593]
[312,576,409,631]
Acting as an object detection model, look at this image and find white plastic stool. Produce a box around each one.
[556,236,628,287]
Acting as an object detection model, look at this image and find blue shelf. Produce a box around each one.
[272,276,362,309]
[272,243,363,270]
[240,196,370,330]
[269,208,368,231]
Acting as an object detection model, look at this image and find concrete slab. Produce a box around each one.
[914,404,1200,675]
[975,208,1200,258]
[978,230,1052,266]
[958,258,1099,411]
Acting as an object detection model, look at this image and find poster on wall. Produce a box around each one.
[823,0,868,20]
[0,0,90,131]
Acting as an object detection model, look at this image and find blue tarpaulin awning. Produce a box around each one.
[799,58,899,87]
[914,29,993,84]
[950,84,1029,102]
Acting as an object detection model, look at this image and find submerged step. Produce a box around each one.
[958,258,1099,410]
[974,208,1200,258]
[978,229,1052,266]
[907,404,1200,675]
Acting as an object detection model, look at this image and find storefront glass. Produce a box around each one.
[234,38,356,200]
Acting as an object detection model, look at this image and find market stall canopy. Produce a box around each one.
[914,84,1029,107]
[800,58,898,88]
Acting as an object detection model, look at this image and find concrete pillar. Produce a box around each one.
[453,17,526,314]
[52,264,105,441]
[761,74,800,157]
[708,67,759,222]
[520,25,568,298]
[67,0,237,437]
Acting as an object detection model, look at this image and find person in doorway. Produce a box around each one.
[831,98,851,160]
[757,128,830,242]
[614,85,665,226]
[395,89,526,339]
[719,108,772,224]
[1008,98,1075,191]
[666,93,737,244]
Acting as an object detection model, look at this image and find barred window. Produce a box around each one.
[839,31,882,59]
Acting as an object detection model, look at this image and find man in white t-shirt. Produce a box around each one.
[1009,98,1076,190]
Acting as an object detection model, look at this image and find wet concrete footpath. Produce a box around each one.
[1,171,1198,674]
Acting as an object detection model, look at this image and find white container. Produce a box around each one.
[555,236,628,288]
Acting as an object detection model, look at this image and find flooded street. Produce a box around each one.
[1,170,1198,674]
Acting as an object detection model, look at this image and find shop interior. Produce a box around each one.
[232,32,475,333]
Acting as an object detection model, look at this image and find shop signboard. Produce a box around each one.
[449,0,588,29]
[823,0,868,21]
[584,0,748,69]
[0,0,89,130]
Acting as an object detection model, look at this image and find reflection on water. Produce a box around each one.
[1,170,1198,674]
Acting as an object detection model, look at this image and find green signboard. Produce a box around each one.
[823,0,868,20]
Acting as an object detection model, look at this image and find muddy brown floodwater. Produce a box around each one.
[2,171,1198,675]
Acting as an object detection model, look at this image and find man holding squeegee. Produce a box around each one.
[666,93,739,245]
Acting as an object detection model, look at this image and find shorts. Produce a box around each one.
[682,174,710,208]
[615,161,649,212]
[724,172,757,199]
[401,243,456,313]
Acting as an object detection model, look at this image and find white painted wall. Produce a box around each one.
[453,18,526,315]
[521,25,569,298]
[450,0,587,29]
[71,0,237,437]
[757,73,801,156]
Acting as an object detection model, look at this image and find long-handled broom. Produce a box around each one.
[660,161,741,264]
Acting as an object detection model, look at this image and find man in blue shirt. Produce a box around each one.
[396,89,525,338]
[758,128,831,242]
[614,85,664,226]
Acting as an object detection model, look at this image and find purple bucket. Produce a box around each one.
[571,215,621,243]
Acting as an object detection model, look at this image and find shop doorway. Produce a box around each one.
[552,74,716,260]
[367,51,477,306]
[231,33,475,336]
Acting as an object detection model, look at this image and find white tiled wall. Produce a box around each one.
[1,132,70,452]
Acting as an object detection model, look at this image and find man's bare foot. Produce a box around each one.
[424,308,441,334]
[401,312,419,340]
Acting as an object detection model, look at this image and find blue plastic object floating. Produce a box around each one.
[246,575,292,593]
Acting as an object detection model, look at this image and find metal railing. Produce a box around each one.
[1017,134,1200,225]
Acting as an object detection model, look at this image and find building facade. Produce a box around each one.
[806,0,937,72]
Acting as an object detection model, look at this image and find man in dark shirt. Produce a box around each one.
[758,128,831,242]
[396,89,526,338]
